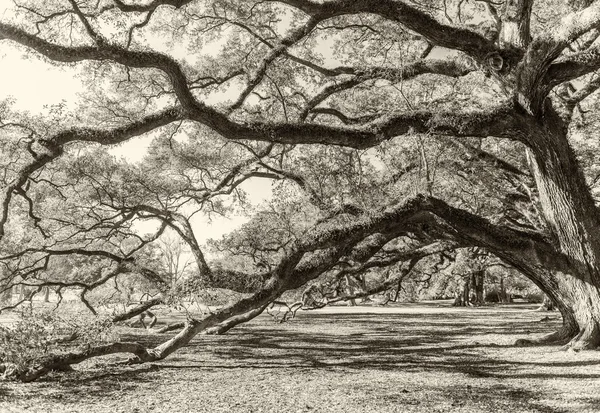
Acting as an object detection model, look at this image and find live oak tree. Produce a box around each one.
[214,136,518,308]
[2,0,600,381]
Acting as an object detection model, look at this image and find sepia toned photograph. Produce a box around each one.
[0,0,599,411]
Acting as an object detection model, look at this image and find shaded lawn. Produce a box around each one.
[2,303,600,413]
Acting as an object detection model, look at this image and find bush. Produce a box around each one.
[0,308,115,379]
[485,289,500,303]
[524,292,544,303]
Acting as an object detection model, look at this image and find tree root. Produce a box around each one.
[560,324,600,351]
[514,325,576,347]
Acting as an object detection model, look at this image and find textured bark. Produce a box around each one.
[519,109,600,349]
[500,0,533,48]
[16,342,157,383]
[414,195,591,348]
[472,271,485,306]
[5,0,600,390]
[544,274,600,349]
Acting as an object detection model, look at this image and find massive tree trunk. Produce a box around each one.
[494,0,600,349]
[539,271,600,349]
[471,0,600,349]
[422,193,599,349]
[512,264,598,349]
[523,110,600,349]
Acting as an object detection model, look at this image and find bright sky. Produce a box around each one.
[0,3,444,252]
[0,39,273,247]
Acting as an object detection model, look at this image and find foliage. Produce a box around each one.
[0,307,115,378]
[1,0,600,377]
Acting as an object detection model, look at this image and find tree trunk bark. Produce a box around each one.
[550,276,600,350]
[499,276,509,303]
[507,258,595,349]
[523,113,600,349]
[499,0,533,48]
[473,271,485,306]
[453,277,471,307]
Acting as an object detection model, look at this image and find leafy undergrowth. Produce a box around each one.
[1,302,599,413]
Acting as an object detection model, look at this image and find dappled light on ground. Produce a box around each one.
[2,303,599,412]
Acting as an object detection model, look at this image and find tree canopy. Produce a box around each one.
[2,0,600,381]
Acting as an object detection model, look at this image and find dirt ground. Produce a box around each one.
[1,302,599,413]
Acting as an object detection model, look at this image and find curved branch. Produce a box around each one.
[15,341,156,382]
[546,45,600,86]
[112,0,193,13]
[271,0,501,60]
[8,193,567,382]
[0,23,522,151]
[0,23,199,110]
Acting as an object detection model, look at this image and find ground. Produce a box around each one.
[1,302,599,413]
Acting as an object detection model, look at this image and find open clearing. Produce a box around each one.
[1,302,599,413]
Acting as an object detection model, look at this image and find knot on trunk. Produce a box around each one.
[483,52,505,76]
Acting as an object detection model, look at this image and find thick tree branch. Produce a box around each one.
[15,341,156,382]
[0,23,522,152]
[517,1,600,110]
[112,0,193,13]
[546,45,600,86]
[7,193,567,381]
[272,0,502,61]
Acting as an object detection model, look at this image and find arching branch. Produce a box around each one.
[272,0,502,61]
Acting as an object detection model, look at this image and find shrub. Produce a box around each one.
[524,292,544,303]
[485,289,500,303]
[0,308,115,379]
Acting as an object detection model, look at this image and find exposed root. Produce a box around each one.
[514,325,576,347]
[560,324,600,351]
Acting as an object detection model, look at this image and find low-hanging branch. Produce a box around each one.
[4,192,567,382]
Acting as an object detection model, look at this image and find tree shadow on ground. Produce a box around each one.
[113,309,587,380]
[434,384,570,413]
[8,307,593,412]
